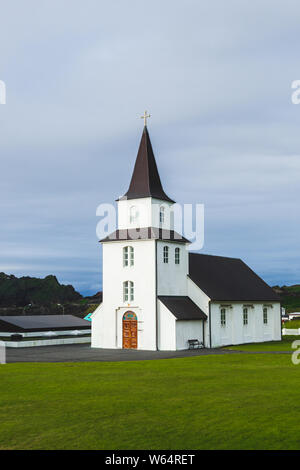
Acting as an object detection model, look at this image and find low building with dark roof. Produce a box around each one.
[0,315,91,347]
[92,122,281,350]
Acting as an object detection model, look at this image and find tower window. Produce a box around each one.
[243,308,248,325]
[123,246,134,267]
[220,308,226,326]
[163,246,169,264]
[263,307,268,324]
[130,206,139,224]
[123,281,134,302]
[175,247,180,265]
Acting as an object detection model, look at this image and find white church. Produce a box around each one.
[91,117,281,350]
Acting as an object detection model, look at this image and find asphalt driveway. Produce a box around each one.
[6,344,238,363]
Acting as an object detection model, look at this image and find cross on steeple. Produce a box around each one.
[141,110,151,127]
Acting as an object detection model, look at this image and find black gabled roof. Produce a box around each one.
[119,126,175,203]
[158,296,207,321]
[188,253,280,302]
[0,315,91,332]
[101,227,190,244]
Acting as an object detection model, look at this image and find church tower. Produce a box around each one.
[92,116,190,350]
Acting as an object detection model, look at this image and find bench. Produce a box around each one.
[188,339,204,349]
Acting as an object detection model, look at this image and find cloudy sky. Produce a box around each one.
[0,0,299,295]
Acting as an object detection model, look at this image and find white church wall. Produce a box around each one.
[210,302,281,348]
[91,239,157,350]
[157,241,188,296]
[157,301,176,350]
[91,303,104,347]
[187,277,210,347]
[176,320,204,350]
[117,198,152,229]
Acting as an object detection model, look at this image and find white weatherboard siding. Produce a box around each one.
[176,320,204,350]
[210,302,281,347]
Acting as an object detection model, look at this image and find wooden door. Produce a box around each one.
[123,311,138,349]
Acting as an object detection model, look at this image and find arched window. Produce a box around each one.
[130,206,139,224]
[160,206,165,224]
[220,308,226,326]
[243,308,248,325]
[263,307,268,324]
[175,247,180,264]
[163,246,169,264]
[123,246,134,267]
[123,281,134,302]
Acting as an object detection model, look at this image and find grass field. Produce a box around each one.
[283,319,300,329]
[224,335,298,351]
[1,353,300,450]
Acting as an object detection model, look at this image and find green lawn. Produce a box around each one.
[1,354,300,450]
[283,319,300,329]
[223,335,298,351]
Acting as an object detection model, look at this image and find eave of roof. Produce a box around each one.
[158,295,207,321]
[100,227,190,244]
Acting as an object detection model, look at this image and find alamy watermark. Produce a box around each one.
[291,340,300,365]
[291,80,300,104]
[96,201,204,250]
[0,80,6,104]
[0,341,6,364]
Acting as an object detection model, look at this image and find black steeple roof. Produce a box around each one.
[120,126,175,203]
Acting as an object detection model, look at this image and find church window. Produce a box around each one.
[130,281,134,301]
[175,247,180,264]
[123,247,128,266]
[123,281,129,301]
[123,246,134,267]
[163,246,169,263]
[123,281,134,302]
[263,307,268,324]
[243,308,248,325]
[130,247,134,266]
[160,206,165,224]
[130,206,139,224]
[220,308,226,326]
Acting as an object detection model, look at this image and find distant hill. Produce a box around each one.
[0,272,82,307]
[273,285,300,313]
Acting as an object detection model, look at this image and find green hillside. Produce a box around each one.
[273,285,300,313]
[0,272,82,308]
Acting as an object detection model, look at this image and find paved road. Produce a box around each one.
[6,344,240,363]
[5,344,291,363]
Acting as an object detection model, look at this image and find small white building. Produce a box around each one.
[92,124,281,350]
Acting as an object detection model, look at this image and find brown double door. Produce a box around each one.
[123,311,138,349]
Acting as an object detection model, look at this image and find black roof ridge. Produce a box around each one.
[189,252,243,262]
[158,295,190,299]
